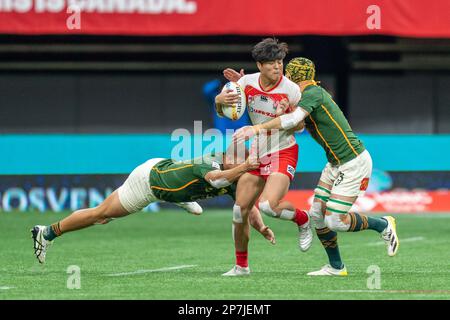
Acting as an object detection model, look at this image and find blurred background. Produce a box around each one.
[0,0,449,213]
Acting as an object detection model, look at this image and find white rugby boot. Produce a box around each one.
[31,225,52,264]
[222,265,250,276]
[307,264,348,276]
[381,216,399,257]
[175,202,203,215]
[298,211,313,252]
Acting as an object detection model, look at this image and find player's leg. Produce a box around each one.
[223,172,265,276]
[324,151,399,256]
[306,180,347,276]
[306,162,348,276]
[31,190,133,264]
[31,158,162,264]
[257,173,311,251]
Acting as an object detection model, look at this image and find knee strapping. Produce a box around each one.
[309,201,326,229]
[324,212,350,232]
[258,200,278,218]
[233,204,243,223]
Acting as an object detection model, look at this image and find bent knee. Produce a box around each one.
[324,212,349,232]
[258,200,278,218]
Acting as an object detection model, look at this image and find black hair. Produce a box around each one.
[251,38,289,63]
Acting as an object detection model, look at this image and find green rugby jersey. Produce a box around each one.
[149,153,236,203]
[300,84,365,165]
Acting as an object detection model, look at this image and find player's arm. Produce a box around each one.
[257,104,309,132]
[248,206,276,244]
[204,158,259,189]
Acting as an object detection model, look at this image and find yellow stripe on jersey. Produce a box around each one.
[321,105,359,157]
[308,115,341,164]
[151,179,199,192]
[152,164,193,174]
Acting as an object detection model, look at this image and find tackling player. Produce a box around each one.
[31,151,275,264]
[227,57,399,276]
[215,38,312,276]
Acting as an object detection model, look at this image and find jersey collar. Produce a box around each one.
[258,74,283,93]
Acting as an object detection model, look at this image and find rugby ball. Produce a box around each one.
[218,82,246,121]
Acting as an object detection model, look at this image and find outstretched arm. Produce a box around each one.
[233,99,309,142]
[204,158,259,189]
[255,104,309,132]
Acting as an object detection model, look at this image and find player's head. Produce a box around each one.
[252,38,288,82]
[285,57,316,84]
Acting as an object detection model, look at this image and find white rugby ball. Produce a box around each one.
[219,82,246,121]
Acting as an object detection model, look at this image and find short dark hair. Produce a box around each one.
[251,38,289,63]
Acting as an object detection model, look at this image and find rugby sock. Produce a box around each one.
[316,227,344,270]
[347,212,388,233]
[294,209,309,226]
[235,250,248,268]
[43,222,62,241]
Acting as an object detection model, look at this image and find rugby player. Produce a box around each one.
[31,151,275,264]
[225,57,399,276]
[215,38,312,276]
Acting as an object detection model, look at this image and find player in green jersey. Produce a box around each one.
[226,57,399,276]
[31,152,275,264]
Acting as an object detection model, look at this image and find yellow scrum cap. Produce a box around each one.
[285,57,316,83]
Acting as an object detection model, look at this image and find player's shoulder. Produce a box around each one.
[240,72,260,85]
[303,84,324,97]
[281,75,298,87]
[281,76,301,91]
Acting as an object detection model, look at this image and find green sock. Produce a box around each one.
[43,222,61,241]
[316,227,344,270]
[347,212,388,233]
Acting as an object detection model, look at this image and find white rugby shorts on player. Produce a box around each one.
[319,150,372,197]
[117,158,165,213]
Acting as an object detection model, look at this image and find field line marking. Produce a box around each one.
[327,289,450,294]
[106,264,197,277]
[0,286,15,290]
[367,236,424,246]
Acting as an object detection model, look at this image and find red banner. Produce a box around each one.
[0,0,449,37]
[284,190,450,213]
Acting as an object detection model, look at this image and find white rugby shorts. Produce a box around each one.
[117,158,165,213]
[319,150,372,197]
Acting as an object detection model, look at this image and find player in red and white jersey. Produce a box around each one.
[215,38,312,276]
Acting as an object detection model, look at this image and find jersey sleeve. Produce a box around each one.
[298,87,323,113]
[192,163,220,179]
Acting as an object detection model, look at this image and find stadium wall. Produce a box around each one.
[1,134,449,213]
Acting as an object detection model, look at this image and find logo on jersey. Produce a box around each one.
[287,165,295,178]
[247,94,278,118]
[360,178,370,191]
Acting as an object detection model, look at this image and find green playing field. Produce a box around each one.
[1,210,449,300]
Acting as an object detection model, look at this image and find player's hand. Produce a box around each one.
[260,226,276,245]
[244,147,260,170]
[215,89,240,105]
[223,68,245,82]
[233,125,259,143]
[275,98,290,116]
